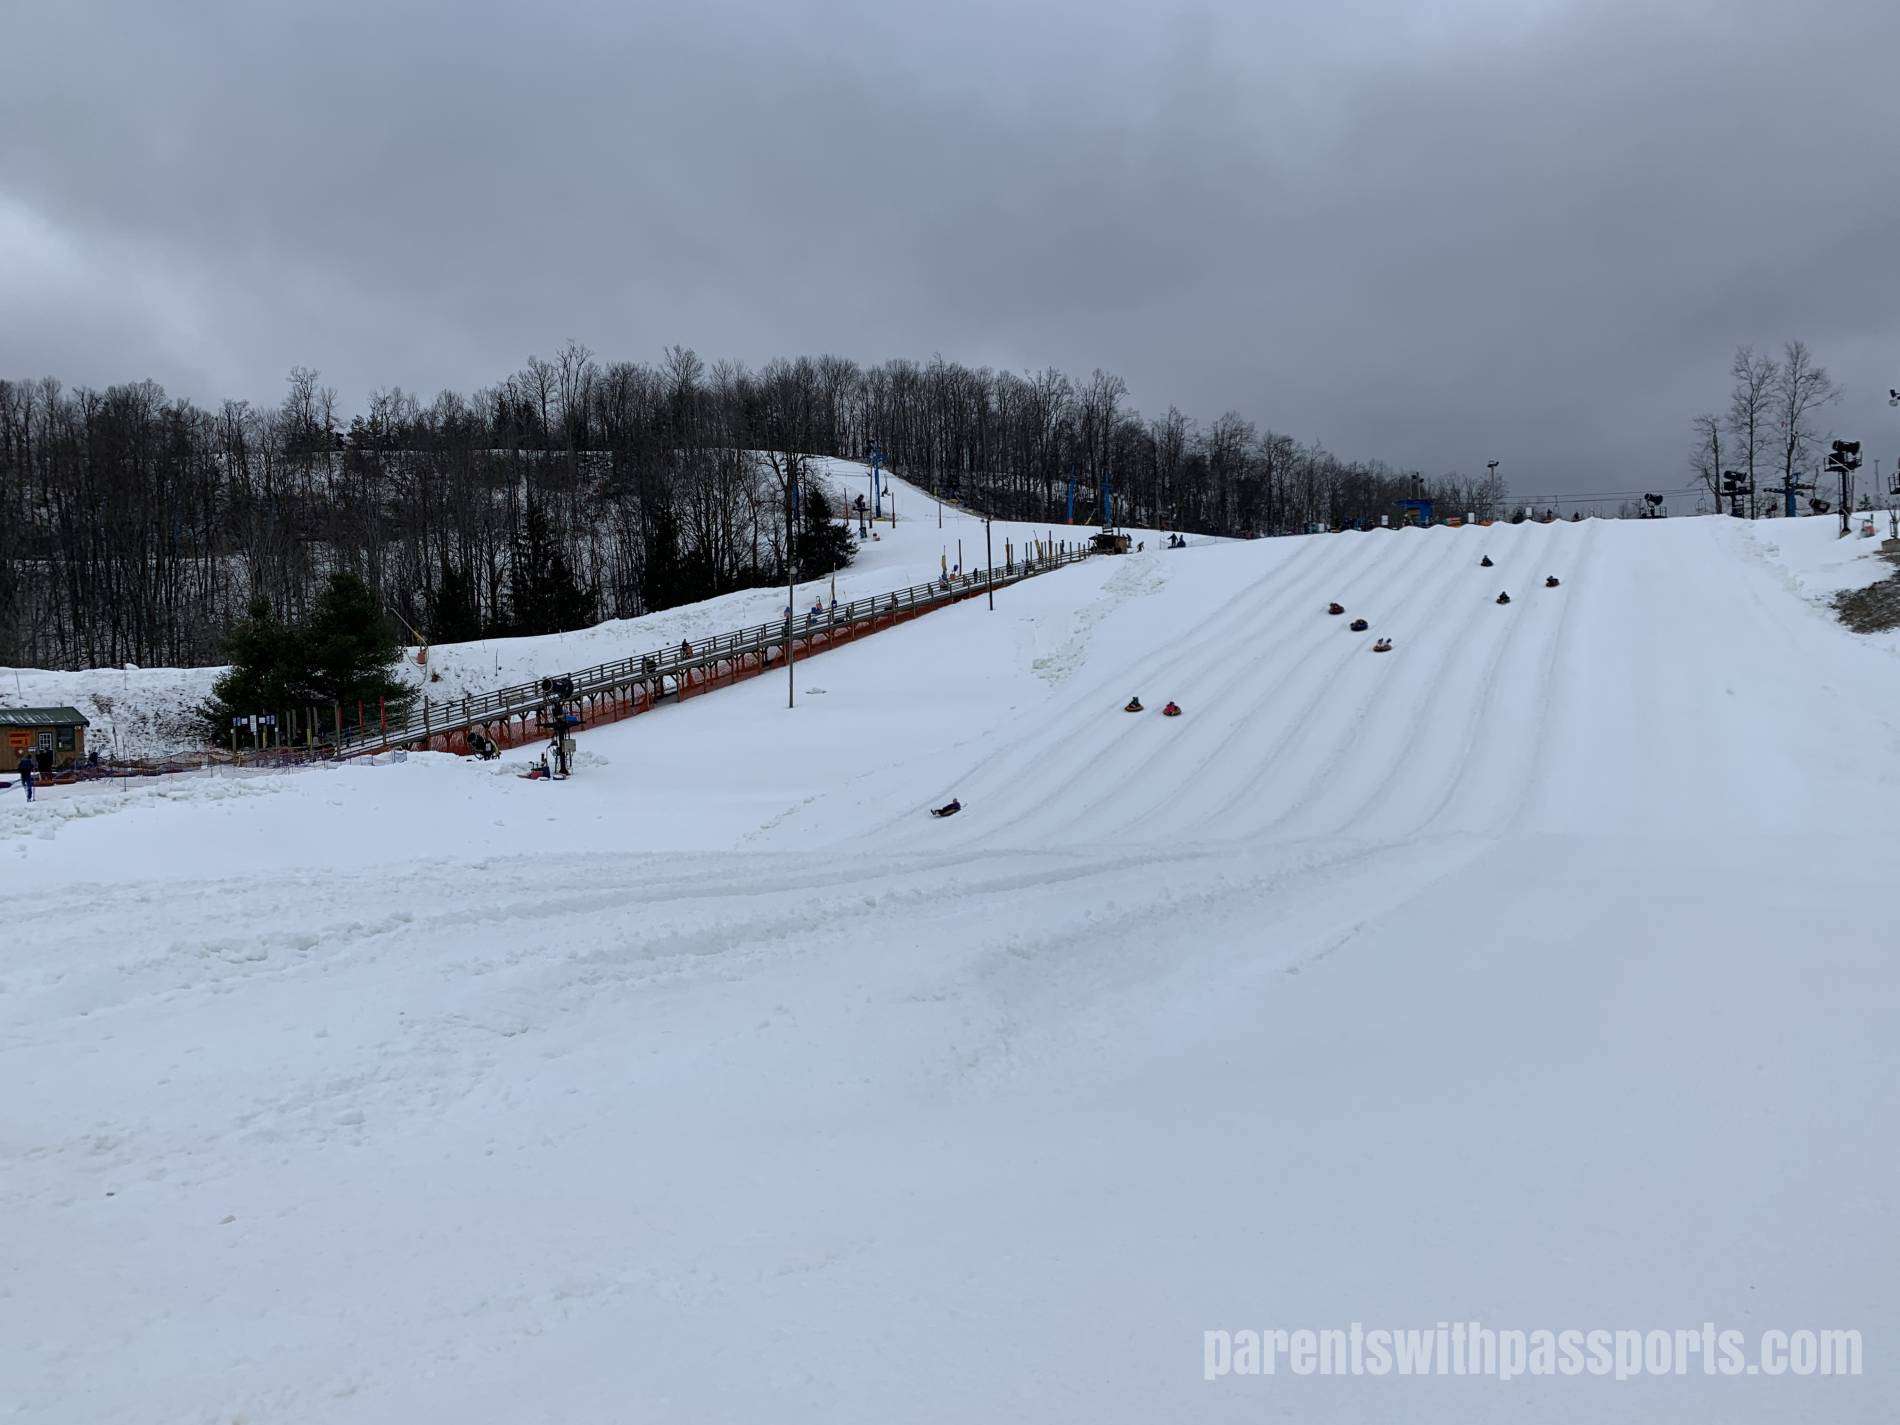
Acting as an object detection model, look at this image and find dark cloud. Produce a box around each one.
[3,0,1897,493]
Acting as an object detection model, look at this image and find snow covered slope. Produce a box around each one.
[6,513,1898,1423]
[0,458,1177,757]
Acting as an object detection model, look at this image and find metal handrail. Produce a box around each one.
[335,547,1092,756]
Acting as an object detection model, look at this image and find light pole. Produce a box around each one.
[986,513,995,611]
[786,465,798,709]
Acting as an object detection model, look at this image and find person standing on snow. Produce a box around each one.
[16,752,36,802]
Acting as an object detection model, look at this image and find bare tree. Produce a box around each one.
[1725,345,1777,516]
[1771,339,1840,505]
[1689,412,1724,512]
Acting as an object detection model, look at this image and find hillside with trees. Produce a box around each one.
[0,345,1503,671]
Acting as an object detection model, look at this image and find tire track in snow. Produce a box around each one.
[1026,528,1436,843]
[1198,523,1483,842]
[1396,519,1599,838]
[1005,526,1443,845]
[1070,526,1454,842]
[857,533,1357,848]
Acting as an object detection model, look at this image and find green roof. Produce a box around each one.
[0,706,90,728]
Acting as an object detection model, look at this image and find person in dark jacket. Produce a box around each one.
[16,752,36,801]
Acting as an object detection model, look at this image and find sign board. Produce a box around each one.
[7,732,28,751]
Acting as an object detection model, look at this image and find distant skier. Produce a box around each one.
[1496,591,1512,605]
[1480,555,1494,568]
[1545,575,1561,588]
[16,752,35,802]
[930,798,962,818]
[1350,618,1369,632]
[1124,696,1144,713]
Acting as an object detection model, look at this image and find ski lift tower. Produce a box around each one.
[868,441,886,520]
[1090,470,1131,554]
[1890,390,1900,499]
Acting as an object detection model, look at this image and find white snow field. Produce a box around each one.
[6,512,1899,1422]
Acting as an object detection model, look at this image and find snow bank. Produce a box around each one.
[1742,510,1900,649]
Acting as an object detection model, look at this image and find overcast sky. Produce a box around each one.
[3,0,1897,496]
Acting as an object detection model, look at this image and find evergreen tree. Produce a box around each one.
[201,595,300,738]
[795,483,856,582]
[303,572,409,710]
[200,575,410,741]
[507,501,599,634]
[428,556,483,643]
[640,504,690,612]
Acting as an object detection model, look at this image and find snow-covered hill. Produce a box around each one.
[6,511,1897,1422]
[0,459,1179,758]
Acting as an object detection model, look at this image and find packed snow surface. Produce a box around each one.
[6,511,1898,1422]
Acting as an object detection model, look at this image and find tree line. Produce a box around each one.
[1687,340,1864,518]
[1,345,1503,672]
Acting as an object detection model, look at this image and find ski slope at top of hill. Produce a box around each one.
[0,458,1182,758]
[5,511,1899,1424]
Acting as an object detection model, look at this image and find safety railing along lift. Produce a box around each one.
[331,543,1095,759]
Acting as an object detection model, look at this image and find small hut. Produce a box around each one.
[0,707,90,772]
